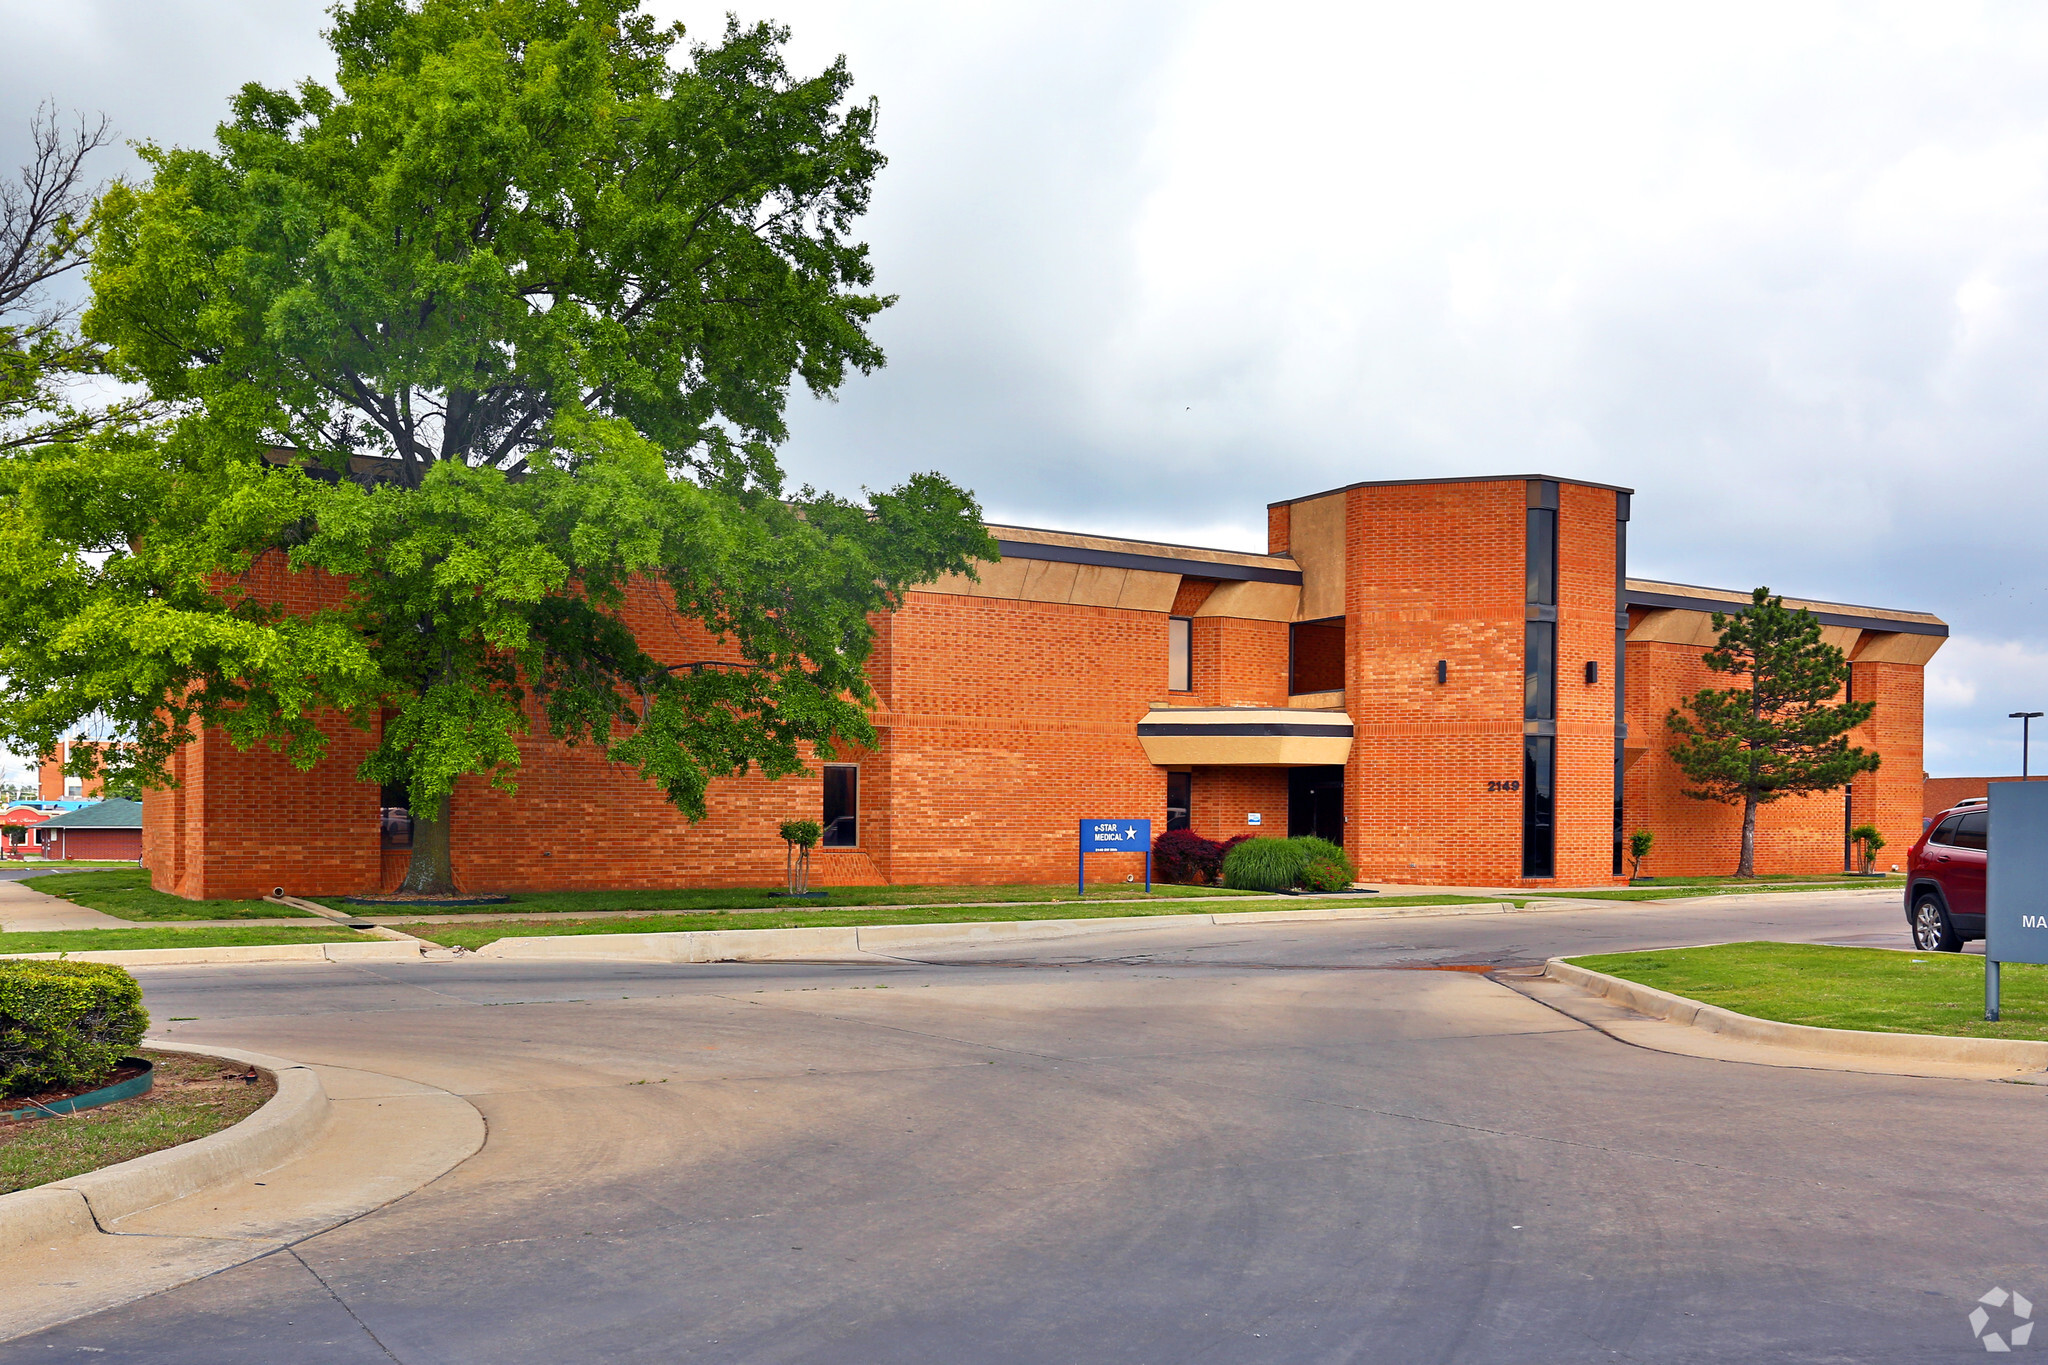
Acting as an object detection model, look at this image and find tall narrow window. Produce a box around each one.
[822,765,859,848]
[1525,480,1560,878]
[380,781,413,850]
[1168,616,1192,692]
[1166,772,1191,831]
[1524,621,1555,721]
[1523,737,1555,878]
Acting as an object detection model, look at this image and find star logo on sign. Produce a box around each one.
[1124,825,1138,840]
[1971,1287,2034,1351]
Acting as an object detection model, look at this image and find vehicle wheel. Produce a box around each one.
[1912,895,1961,952]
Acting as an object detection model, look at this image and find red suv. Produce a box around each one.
[1905,800,1987,951]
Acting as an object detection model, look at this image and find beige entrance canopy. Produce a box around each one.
[1136,707,1354,767]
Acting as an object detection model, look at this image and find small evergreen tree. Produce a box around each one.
[1665,588,1880,877]
[1849,824,1885,875]
[1628,829,1653,880]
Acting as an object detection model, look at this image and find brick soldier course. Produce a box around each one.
[141,474,1946,899]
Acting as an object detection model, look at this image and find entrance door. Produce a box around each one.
[1288,766,1345,843]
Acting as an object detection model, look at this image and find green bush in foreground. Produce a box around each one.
[1292,836,1357,892]
[0,961,149,1098]
[1221,837,1309,891]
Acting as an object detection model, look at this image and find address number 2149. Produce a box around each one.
[1486,779,1522,793]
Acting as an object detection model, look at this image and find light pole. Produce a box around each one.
[2013,712,2044,781]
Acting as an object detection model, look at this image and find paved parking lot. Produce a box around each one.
[6,888,2036,1363]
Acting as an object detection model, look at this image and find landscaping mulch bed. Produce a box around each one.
[0,1050,276,1195]
[340,893,511,907]
[0,1058,154,1121]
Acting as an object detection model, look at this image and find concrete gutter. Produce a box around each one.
[0,939,424,966]
[474,900,1544,963]
[0,1041,327,1256]
[1544,957,2048,1071]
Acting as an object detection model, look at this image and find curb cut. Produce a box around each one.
[0,1040,329,1256]
[1544,958,2048,1070]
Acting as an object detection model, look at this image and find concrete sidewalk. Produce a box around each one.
[0,876,126,932]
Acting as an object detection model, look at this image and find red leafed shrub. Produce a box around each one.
[1154,829,1229,885]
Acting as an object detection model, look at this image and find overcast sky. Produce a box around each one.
[1,0,2044,777]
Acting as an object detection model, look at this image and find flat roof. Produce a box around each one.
[1270,473,1635,509]
[1625,578,1947,636]
[988,523,1303,585]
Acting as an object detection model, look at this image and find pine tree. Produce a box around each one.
[1665,588,1880,877]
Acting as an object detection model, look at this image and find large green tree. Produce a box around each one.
[1664,588,1880,877]
[0,0,994,894]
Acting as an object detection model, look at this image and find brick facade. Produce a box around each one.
[141,475,1946,897]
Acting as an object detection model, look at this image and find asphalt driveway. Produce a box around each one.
[5,888,2031,1363]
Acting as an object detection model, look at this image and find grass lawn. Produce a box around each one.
[1555,878,1902,903]
[0,925,369,955]
[399,893,1502,950]
[28,869,314,920]
[323,880,1273,917]
[2,1050,276,1194]
[1568,941,2048,1041]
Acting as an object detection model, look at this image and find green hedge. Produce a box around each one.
[1293,836,1357,893]
[0,961,150,1098]
[1220,836,1359,893]
[1221,837,1308,891]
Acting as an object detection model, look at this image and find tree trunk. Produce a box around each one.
[399,793,458,896]
[1738,793,1758,879]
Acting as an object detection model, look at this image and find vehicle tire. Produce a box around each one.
[1912,894,1961,952]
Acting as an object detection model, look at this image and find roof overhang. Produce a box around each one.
[1137,707,1353,767]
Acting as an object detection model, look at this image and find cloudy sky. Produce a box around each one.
[1,0,2045,776]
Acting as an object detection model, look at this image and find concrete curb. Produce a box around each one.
[474,900,1529,962]
[1545,958,2048,1070]
[0,939,424,967]
[0,1041,330,1255]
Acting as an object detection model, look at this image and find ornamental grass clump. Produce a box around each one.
[1221,837,1309,892]
[0,961,149,1098]
[1292,836,1357,892]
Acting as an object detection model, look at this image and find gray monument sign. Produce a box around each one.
[1983,782,2048,1017]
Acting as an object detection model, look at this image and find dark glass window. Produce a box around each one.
[1954,809,1989,851]
[1523,737,1555,877]
[1930,813,1964,846]
[1168,617,1192,692]
[1289,618,1345,694]
[823,765,859,847]
[1526,508,1557,606]
[1166,772,1191,831]
[379,781,412,850]
[1524,622,1555,720]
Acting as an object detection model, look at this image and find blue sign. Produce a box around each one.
[1080,818,1151,852]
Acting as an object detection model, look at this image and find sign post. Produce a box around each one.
[1078,819,1152,896]
[1984,783,2048,1020]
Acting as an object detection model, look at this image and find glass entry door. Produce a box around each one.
[1287,766,1345,843]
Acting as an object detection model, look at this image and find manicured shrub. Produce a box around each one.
[1154,829,1227,885]
[0,961,149,1098]
[1291,836,1356,893]
[1221,836,1309,891]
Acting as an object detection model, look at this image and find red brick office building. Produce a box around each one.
[142,474,1945,898]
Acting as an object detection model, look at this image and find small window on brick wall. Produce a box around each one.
[823,765,859,848]
[1168,617,1192,692]
[1166,771,1191,831]
[380,781,413,850]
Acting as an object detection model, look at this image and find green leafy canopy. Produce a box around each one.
[0,1,995,843]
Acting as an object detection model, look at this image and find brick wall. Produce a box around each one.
[1622,638,1926,876]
